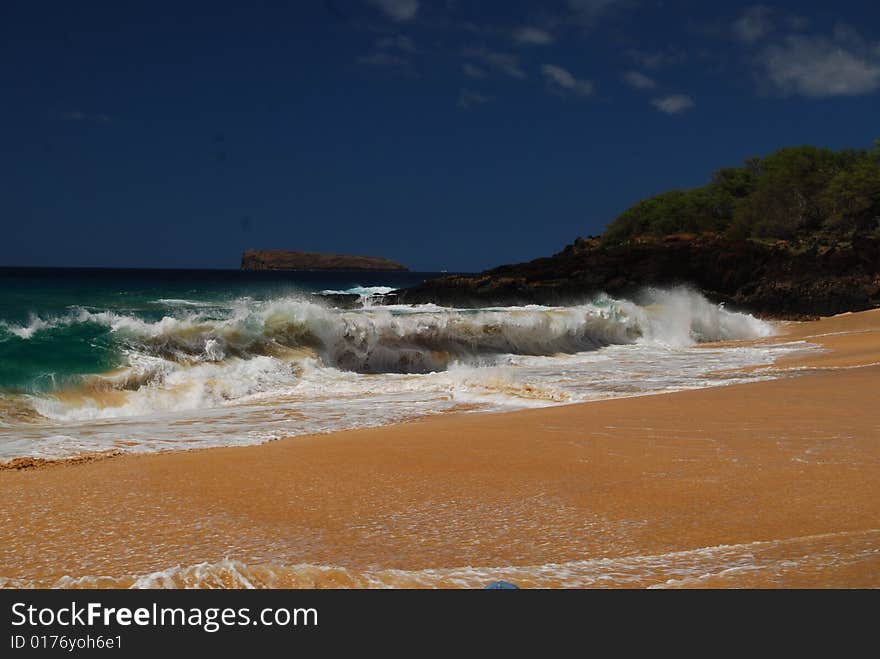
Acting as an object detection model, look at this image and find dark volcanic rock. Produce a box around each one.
[396,235,880,318]
[242,250,407,271]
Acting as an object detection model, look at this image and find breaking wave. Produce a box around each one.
[0,287,786,460]
[1,287,769,372]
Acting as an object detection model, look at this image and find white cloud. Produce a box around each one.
[367,0,419,22]
[623,70,656,90]
[462,47,527,79]
[458,88,492,109]
[651,94,694,114]
[514,27,554,45]
[733,5,773,44]
[541,64,594,96]
[759,35,880,97]
[463,63,487,79]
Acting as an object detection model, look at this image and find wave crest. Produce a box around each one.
[0,287,772,372]
[0,288,776,433]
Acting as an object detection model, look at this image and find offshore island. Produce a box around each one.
[241,249,408,272]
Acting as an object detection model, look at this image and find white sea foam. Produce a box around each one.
[0,314,56,339]
[153,298,216,307]
[318,285,396,297]
[6,528,876,589]
[0,288,809,462]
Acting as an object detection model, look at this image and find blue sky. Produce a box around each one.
[2,0,879,271]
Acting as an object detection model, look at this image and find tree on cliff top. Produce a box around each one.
[602,141,880,244]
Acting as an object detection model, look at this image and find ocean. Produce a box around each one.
[0,267,808,463]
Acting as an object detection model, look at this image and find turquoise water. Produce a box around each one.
[0,268,438,393]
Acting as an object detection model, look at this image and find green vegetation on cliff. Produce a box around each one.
[602,141,880,244]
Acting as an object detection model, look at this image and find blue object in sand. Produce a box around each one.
[483,581,519,589]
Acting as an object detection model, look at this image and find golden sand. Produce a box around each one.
[1,310,879,588]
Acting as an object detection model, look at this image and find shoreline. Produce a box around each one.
[1,309,879,588]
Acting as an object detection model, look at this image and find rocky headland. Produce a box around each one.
[399,142,880,318]
[397,235,880,319]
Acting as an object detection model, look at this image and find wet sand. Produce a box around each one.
[1,310,879,588]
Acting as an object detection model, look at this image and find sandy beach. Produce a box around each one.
[2,309,878,589]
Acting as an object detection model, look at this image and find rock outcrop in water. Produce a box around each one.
[397,235,880,319]
[241,250,408,271]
